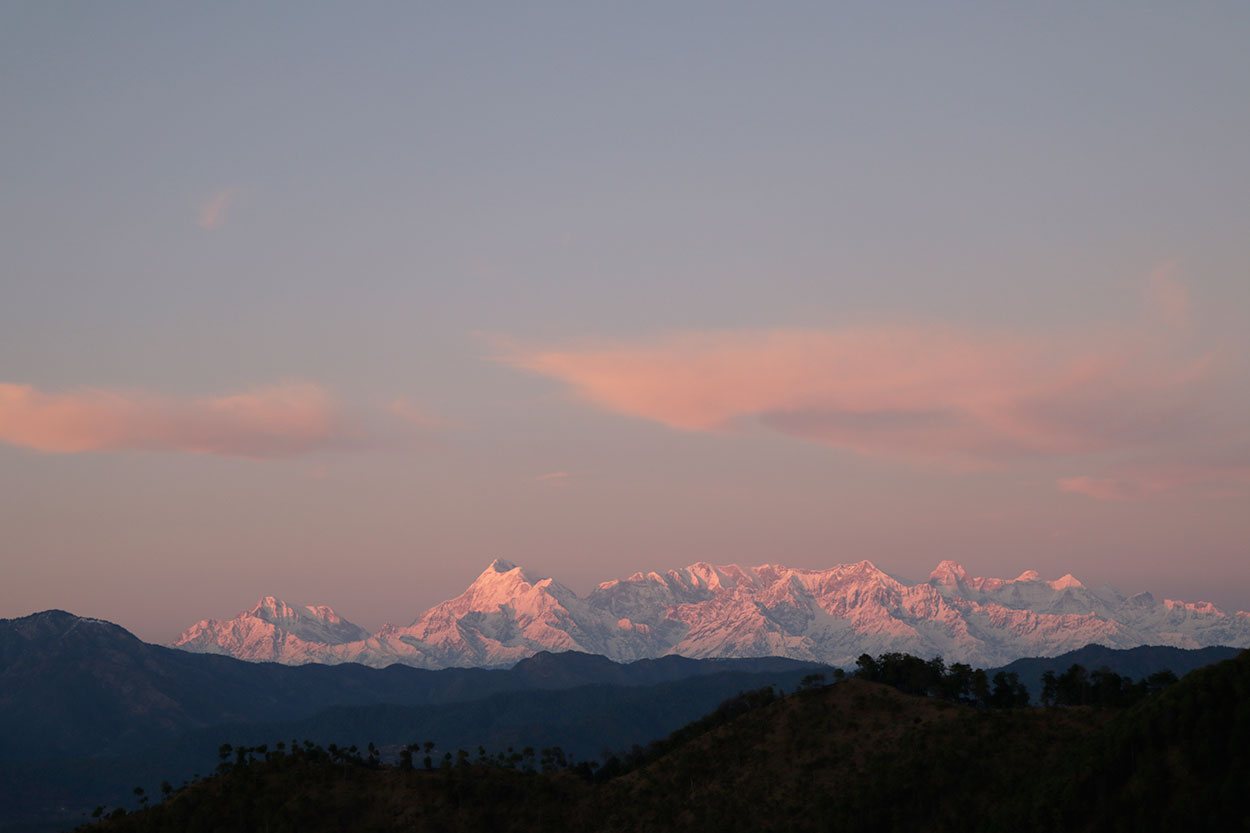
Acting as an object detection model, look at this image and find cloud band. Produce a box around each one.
[0,381,354,458]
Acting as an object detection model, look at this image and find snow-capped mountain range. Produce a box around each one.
[173,559,1250,669]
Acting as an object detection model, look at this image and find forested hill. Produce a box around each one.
[84,649,1250,833]
[989,643,1240,701]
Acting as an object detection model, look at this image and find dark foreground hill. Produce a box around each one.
[167,667,826,763]
[81,650,1250,833]
[3,667,826,832]
[0,611,823,832]
[0,610,815,761]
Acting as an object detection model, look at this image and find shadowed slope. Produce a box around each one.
[84,650,1250,833]
[0,610,815,761]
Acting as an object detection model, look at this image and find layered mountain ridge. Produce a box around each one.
[173,558,1250,668]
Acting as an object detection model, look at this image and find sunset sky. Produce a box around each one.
[3,4,1248,641]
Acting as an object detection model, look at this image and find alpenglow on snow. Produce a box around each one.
[173,559,1250,669]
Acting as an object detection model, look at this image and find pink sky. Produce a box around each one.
[2,5,1248,640]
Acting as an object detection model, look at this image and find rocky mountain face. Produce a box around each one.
[173,559,1250,668]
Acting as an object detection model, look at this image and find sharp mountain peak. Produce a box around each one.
[172,558,1250,670]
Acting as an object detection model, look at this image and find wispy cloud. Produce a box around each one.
[499,271,1227,470]
[537,471,573,481]
[198,187,242,230]
[502,327,1211,467]
[0,381,355,458]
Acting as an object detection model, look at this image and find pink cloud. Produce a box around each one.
[198,187,242,230]
[502,324,1214,467]
[0,381,355,458]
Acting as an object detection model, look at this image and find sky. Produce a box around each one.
[2,3,1248,642]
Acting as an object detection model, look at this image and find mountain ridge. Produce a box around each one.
[0,609,820,762]
[173,559,1250,668]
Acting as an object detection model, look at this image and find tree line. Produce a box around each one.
[849,651,1180,709]
[1039,664,1177,707]
[851,652,1030,707]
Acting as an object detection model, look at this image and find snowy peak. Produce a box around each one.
[929,560,970,588]
[173,558,1250,670]
[670,562,762,593]
[1049,574,1083,590]
[473,558,544,588]
[249,595,302,620]
[928,563,1090,599]
[684,561,729,590]
[304,604,352,624]
[245,596,366,638]
[1164,599,1224,616]
[446,559,552,612]
[173,594,370,657]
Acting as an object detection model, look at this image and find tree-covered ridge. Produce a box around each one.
[1041,649,1250,831]
[81,650,1248,833]
[853,650,1179,708]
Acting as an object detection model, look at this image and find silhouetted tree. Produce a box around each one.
[1145,669,1178,695]
[991,671,1029,707]
[1041,670,1059,706]
[855,653,880,681]
[1057,664,1091,706]
[943,662,974,701]
[970,669,991,706]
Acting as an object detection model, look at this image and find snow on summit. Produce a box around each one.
[172,560,1250,669]
[174,595,370,661]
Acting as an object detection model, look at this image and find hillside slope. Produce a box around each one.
[83,649,1250,832]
